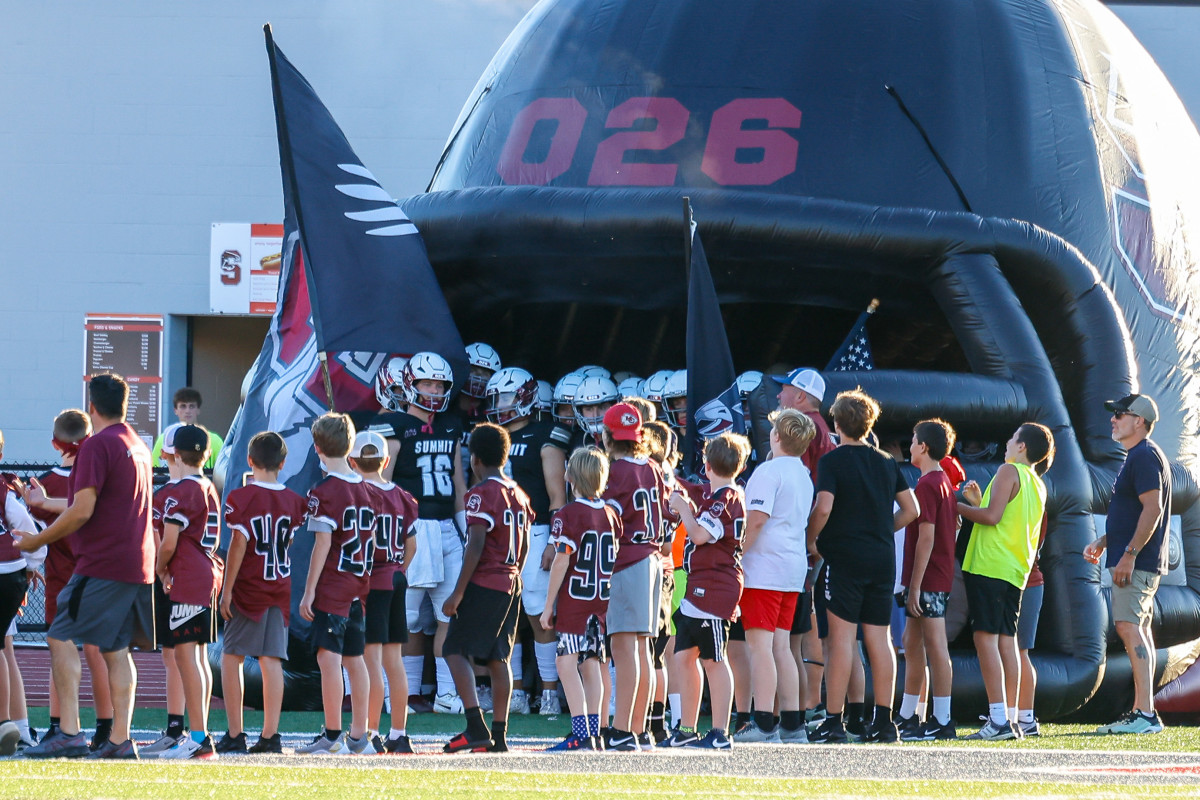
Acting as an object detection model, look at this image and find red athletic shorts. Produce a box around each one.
[739,587,800,632]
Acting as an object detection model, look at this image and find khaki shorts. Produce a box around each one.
[1111,569,1160,626]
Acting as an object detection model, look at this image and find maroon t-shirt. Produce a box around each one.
[69,423,154,584]
[224,482,308,624]
[35,468,75,619]
[802,411,836,484]
[367,481,419,591]
[307,472,377,616]
[682,485,745,620]
[603,457,669,572]
[550,499,621,635]
[465,476,533,594]
[162,475,224,606]
[902,470,958,593]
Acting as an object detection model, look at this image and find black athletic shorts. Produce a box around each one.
[164,599,217,647]
[964,571,1022,637]
[790,590,813,635]
[824,562,893,628]
[311,600,366,658]
[0,570,29,649]
[365,572,409,645]
[442,583,520,663]
[154,579,172,647]
[673,609,731,663]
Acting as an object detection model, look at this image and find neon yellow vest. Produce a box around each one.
[962,462,1046,588]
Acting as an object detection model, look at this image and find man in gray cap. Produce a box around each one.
[1084,393,1171,734]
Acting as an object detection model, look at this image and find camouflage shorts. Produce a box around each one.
[900,588,950,619]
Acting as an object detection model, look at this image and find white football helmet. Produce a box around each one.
[486,367,538,425]
[375,355,409,411]
[661,370,688,429]
[402,352,454,413]
[642,370,674,403]
[576,365,611,379]
[737,370,764,398]
[535,380,554,419]
[617,376,645,398]
[464,342,502,398]
[552,371,585,426]
[572,376,620,434]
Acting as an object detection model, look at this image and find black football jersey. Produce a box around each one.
[503,419,572,521]
[369,410,463,520]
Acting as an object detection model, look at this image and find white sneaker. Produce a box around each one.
[0,721,19,757]
[159,737,202,759]
[478,685,495,713]
[294,732,348,755]
[433,692,464,714]
[140,732,186,757]
[539,689,561,716]
[510,689,530,715]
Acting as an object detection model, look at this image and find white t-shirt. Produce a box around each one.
[741,456,813,591]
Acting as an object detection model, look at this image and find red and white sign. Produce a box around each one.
[210,223,284,315]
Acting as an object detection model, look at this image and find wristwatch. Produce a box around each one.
[1125,545,1140,556]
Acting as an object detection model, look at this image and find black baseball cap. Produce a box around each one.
[173,424,209,454]
[1104,393,1158,423]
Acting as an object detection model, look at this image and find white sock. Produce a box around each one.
[988,702,1007,725]
[916,701,927,719]
[511,643,524,682]
[1008,706,1017,724]
[932,696,951,725]
[668,693,682,728]
[403,655,423,695]
[1018,709,1034,724]
[535,640,559,683]
[389,728,406,738]
[435,657,454,696]
[899,693,920,719]
[13,719,29,739]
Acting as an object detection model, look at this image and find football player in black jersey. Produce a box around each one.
[369,352,467,715]
[486,367,573,716]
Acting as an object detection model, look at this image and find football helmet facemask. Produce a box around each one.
[486,367,538,425]
[402,352,454,413]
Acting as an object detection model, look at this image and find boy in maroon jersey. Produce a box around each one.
[155,425,224,760]
[898,419,960,741]
[442,422,532,754]
[663,433,751,750]
[18,409,114,749]
[297,413,378,755]
[600,403,669,751]
[217,431,307,754]
[349,429,419,755]
[540,447,621,751]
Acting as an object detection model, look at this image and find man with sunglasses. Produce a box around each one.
[1083,393,1171,735]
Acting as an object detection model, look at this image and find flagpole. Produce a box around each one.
[683,196,692,283]
[317,351,337,412]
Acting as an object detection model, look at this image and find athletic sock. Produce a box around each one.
[780,710,803,731]
[571,715,588,739]
[988,703,1007,725]
[932,696,952,725]
[753,709,776,732]
[403,656,424,694]
[435,658,454,697]
[465,707,488,740]
[510,644,524,682]
[13,719,29,739]
[668,693,682,728]
[649,701,667,737]
[389,728,406,739]
[190,730,207,744]
[1018,709,1035,724]
[48,717,61,738]
[899,693,919,719]
[324,728,342,741]
[735,710,751,730]
[491,719,508,748]
[827,711,844,725]
[94,717,113,742]
[1008,706,1018,724]
[587,714,600,737]
[166,715,185,739]
[847,702,865,726]
[916,701,928,719]
[534,640,559,683]
[874,704,892,725]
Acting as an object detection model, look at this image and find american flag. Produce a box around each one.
[827,310,875,371]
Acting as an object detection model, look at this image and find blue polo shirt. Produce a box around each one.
[1105,438,1171,575]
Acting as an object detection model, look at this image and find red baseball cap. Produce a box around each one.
[603,402,643,441]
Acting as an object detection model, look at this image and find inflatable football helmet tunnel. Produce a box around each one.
[396,0,1200,719]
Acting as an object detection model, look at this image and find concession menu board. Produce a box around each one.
[83,314,164,447]
[210,222,284,315]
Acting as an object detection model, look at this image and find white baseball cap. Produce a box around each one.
[771,367,826,403]
[161,423,185,455]
[350,429,388,458]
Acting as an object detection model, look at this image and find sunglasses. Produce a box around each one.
[1113,411,1137,420]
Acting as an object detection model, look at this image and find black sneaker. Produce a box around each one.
[896,714,923,741]
[383,734,414,754]
[370,734,386,754]
[809,717,848,744]
[918,718,957,741]
[444,731,491,754]
[864,718,899,743]
[23,730,91,759]
[845,716,866,742]
[657,729,699,748]
[88,738,139,759]
[636,732,652,750]
[89,732,110,752]
[604,729,639,752]
[487,740,509,753]
[249,733,283,754]
[215,732,248,754]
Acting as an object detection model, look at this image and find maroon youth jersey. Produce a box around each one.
[682,485,746,620]
[32,468,76,592]
[367,480,419,591]
[465,476,534,594]
[307,472,377,616]
[224,482,308,624]
[602,457,669,572]
[161,475,224,607]
[902,470,959,593]
[550,498,621,635]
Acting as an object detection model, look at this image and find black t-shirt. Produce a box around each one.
[504,419,572,521]
[369,410,463,520]
[815,444,910,578]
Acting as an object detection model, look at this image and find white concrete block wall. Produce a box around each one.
[0,0,536,462]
